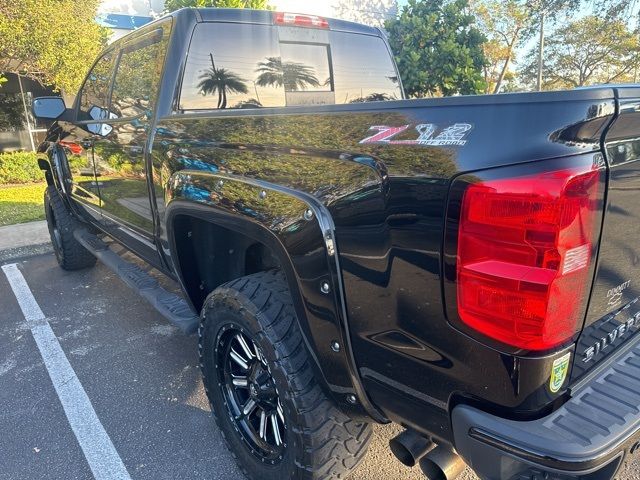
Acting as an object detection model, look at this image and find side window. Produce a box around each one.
[79,53,115,115]
[330,32,401,104]
[110,30,167,118]
[180,23,285,110]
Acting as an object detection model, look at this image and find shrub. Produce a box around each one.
[0,151,43,184]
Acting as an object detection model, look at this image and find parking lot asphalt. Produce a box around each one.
[0,249,637,480]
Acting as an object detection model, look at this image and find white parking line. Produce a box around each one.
[2,263,132,480]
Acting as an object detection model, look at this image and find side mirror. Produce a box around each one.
[87,106,113,136]
[32,96,67,120]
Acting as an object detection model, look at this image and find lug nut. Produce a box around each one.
[320,281,330,294]
[331,341,340,352]
[347,394,357,404]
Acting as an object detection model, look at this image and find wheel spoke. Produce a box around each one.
[231,375,248,388]
[235,334,255,361]
[270,413,282,446]
[259,410,267,440]
[277,402,285,424]
[243,398,257,417]
[230,348,249,370]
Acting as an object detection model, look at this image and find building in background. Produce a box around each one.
[0,74,56,153]
[97,0,164,42]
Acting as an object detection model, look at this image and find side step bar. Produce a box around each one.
[73,229,199,334]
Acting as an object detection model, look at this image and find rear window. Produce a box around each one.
[179,23,401,111]
[180,23,284,110]
[279,42,332,92]
[330,31,401,103]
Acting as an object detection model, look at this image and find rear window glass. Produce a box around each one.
[179,23,401,110]
[180,23,285,110]
[330,32,401,104]
[278,43,332,92]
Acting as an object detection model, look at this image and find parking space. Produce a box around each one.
[1,250,453,480]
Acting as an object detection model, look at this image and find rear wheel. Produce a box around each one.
[199,270,372,480]
[44,186,96,270]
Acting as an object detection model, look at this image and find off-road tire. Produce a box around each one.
[199,270,372,480]
[44,186,96,270]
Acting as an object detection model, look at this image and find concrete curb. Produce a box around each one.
[0,243,53,264]
[0,221,52,262]
[0,220,50,251]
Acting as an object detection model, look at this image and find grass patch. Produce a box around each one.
[0,183,46,226]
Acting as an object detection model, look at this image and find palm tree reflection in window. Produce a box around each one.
[255,57,321,92]
[197,53,248,109]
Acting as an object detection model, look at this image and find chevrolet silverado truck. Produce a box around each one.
[32,7,640,480]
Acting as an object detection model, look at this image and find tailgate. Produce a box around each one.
[573,89,640,381]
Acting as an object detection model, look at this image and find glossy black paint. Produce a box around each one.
[35,7,640,447]
[572,90,640,381]
[151,91,615,440]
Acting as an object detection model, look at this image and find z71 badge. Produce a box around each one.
[359,123,473,146]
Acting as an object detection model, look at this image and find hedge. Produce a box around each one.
[0,151,87,184]
[0,151,43,184]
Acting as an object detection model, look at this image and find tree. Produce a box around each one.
[0,0,107,93]
[520,15,640,89]
[164,0,272,12]
[255,57,320,91]
[473,0,531,93]
[198,61,249,109]
[385,0,487,97]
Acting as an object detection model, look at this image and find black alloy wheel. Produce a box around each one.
[217,326,286,463]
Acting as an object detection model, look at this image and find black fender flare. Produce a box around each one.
[164,172,387,422]
[37,142,68,196]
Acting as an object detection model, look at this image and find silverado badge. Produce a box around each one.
[550,352,571,393]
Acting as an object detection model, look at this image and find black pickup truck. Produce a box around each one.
[32,7,640,480]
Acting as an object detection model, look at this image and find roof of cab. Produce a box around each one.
[173,7,381,36]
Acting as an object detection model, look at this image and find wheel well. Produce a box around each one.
[172,215,282,312]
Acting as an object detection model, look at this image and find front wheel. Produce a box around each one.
[44,186,96,271]
[199,270,372,480]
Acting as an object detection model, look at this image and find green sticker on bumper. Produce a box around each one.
[550,352,571,393]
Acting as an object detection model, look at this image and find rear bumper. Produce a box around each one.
[452,341,640,480]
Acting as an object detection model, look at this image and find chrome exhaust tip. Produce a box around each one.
[419,445,465,480]
[389,429,434,467]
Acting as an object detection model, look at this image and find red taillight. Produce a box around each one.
[274,12,329,29]
[457,166,601,351]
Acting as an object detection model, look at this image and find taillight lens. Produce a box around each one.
[274,12,329,29]
[457,165,601,351]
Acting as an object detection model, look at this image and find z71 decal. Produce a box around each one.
[359,123,473,146]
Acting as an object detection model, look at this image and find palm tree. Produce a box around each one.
[255,57,321,92]
[197,66,248,109]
